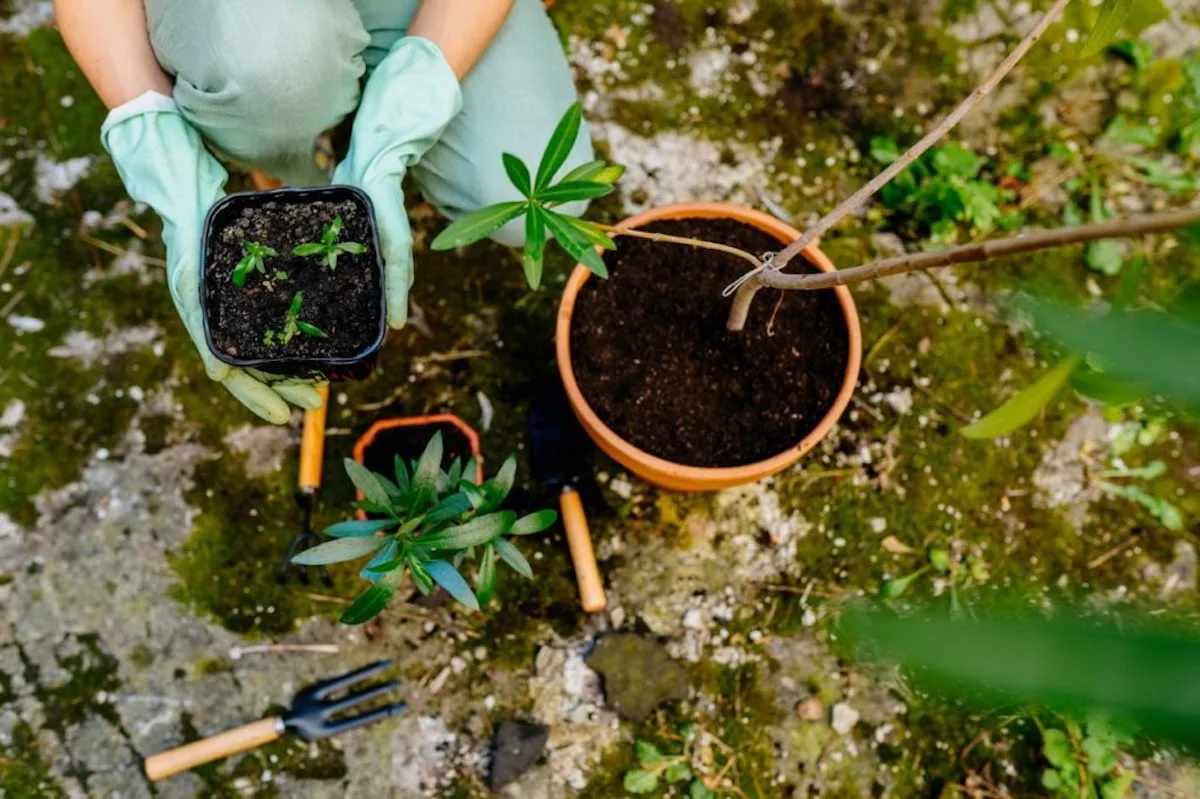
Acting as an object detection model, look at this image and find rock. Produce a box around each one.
[586,634,689,722]
[831,702,860,735]
[795,697,823,721]
[488,720,550,791]
[1161,541,1197,599]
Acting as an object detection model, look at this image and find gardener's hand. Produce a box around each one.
[332,37,463,329]
[102,93,324,423]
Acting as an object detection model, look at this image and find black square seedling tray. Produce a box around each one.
[201,186,386,381]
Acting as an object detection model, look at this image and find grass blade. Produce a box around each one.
[1083,0,1135,56]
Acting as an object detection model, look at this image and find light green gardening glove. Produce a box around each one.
[333,37,463,329]
[102,93,323,424]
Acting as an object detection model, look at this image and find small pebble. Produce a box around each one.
[831,702,860,735]
[795,697,823,721]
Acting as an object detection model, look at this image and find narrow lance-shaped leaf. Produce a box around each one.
[430,202,528,250]
[295,321,328,338]
[292,535,387,565]
[1026,301,1200,406]
[502,153,533,197]
[324,518,396,537]
[360,539,401,580]
[558,159,607,183]
[593,164,626,185]
[425,560,481,611]
[536,102,583,190]
[336,242,367,254]
[961,355,1082,439]
[542,209,609,278]
[538,181,614,204]
[563,216,617,250]
[482,455,517,509]
[416,511,516,550]
[424,492,474,526]
[393,454,410,496]
[344,458,392,506]
[494,537,533,579]
[407,554,435,594]
[475,543,498,606]
[1083,0,1135,57]
[293,242,327,256]
[341,582,396,625]
[410,432,444,509]
[510,509,558,535]
[523,204,547,290]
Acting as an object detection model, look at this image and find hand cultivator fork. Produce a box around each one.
[143,659,405,780]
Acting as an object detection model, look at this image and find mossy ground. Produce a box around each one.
[1,0,1198,796]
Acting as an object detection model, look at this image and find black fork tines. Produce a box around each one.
[286,660,404,741]
[301,659,393,702]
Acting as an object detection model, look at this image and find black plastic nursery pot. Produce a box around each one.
[201,186,387,381]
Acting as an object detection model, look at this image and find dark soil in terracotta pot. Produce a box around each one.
[570,217,851,468]
[202,189,384,379]
[362,422,476,476]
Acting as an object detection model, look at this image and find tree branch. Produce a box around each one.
[726,0,1072,331]
[759,207,1200,291]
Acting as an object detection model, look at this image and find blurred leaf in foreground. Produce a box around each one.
[841,607,1200,754]
[1025,300,1200,408]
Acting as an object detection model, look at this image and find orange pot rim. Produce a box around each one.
[352,414,484,518]
[555,201,862,491]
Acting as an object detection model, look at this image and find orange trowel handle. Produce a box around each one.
[560,487,606,613]
[299,385,330,494]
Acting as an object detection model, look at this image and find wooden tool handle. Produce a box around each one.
[299,385,330,493]
[560,488,606,613]
[144,717,284,781]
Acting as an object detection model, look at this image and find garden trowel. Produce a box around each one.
[528,381,607,613]
[277,384,332,586]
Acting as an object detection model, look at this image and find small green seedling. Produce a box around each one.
[291,432,558,624]
[431,102,625,290]
[1096,459,1184,531]
[264,291,328,347]
[622,724,715,797]
[232,240,279,287]
[1040,715,1135,799]
[293,215,368,271]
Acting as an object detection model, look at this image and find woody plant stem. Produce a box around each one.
[725,0,1073,331]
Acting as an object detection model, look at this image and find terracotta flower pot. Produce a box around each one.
[352,414,484,519]
[555,201,862,492]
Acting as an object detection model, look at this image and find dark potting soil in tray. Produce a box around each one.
[571,218,851,468]
[205,198,381,362]
[362,422,476,477]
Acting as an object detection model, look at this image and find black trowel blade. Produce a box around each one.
[528,380,588,490]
